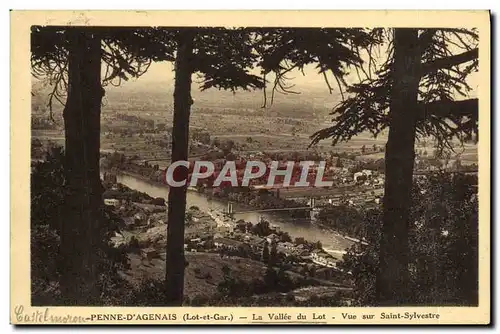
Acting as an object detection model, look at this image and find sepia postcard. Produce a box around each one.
[10,10,490,325]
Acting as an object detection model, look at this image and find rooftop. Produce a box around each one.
[214,237,244,247]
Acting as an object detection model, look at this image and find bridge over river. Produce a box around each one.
[110,171,356,253]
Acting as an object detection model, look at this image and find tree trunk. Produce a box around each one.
[60,27,103,305]
[376,28,422,305]
[165,30,194,305]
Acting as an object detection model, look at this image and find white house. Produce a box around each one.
[104,198,120,207]
[134,212,147,225]
[362,169,374,178]
[280,242,295,250]
[311,250,337,267]
[353,172,367,183]
[214,238,248,251]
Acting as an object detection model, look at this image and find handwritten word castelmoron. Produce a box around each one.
[14,305,87,324]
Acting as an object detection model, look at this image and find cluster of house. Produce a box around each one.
[323,165,385,188]
[183,226,343,270]
[206,209,237,234]
[183,233,261,254]
[107,202,168,230]
[310,249,338,268]
[190,208,214,224]
[276,241,310,257]
[326,166,352,184]
[185,233,216,252]
[209,234,268,254]
[213,237,252,252]
[353,169,384,186]
[116,201,344,271]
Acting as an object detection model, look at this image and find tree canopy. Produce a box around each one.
[254,28,381,106]
[310,28,478,150]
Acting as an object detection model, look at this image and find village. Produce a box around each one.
[102,175,354,297]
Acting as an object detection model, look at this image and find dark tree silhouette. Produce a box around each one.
[339,172,478,306]
[30,26,160,303]
[165,29,194,305]
[309,28,478,305]
[61,28,104,302]
[375,29,421,304]
[161,27,264,305]
[269,242,278,266]
[262,242,270,263]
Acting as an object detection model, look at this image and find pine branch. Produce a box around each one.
[419,98,478,119]
[421,49,478,75]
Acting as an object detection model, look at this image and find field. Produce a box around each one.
[122,252,267,298]
[31,83,478,168]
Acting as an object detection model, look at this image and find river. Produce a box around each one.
[113,172,354,254]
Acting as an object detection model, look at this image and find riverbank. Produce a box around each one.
[313,221,370,246]
[105,167,168,189]
[104,167,309,217]
[105,169,356,253]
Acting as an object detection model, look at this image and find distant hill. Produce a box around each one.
[32,76,341,120]
[103,81,340,119]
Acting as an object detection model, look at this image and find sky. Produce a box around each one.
[115,47,479,98]
[117,61,334,93]
[34,32,479,100]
